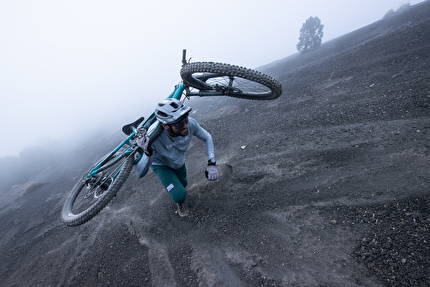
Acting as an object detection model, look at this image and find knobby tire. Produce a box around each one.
[180,62,282,100]
[61,154,134,226]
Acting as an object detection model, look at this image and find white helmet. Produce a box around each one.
[155,98,191,125]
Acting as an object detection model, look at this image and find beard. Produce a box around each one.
[167,126,188,137]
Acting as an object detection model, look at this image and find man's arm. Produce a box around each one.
[190,118,218,181]
[190,118,215,162]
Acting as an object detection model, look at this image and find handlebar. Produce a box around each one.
[182,49,187,65]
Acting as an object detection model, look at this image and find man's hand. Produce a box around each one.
[205,165,218,181]
[137,135,153,157]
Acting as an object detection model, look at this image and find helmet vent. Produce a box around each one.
[157,111,168,117]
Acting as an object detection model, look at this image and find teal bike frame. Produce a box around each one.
[84,47,282,182]
[87,82,186,179]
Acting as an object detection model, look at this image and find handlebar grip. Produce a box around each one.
[182,49,187,64]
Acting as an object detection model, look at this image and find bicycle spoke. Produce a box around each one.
[206,75,271,95]
[70,154,127,214]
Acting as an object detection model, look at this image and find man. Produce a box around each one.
[134,98,218,217]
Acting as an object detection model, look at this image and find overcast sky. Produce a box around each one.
[0,0,425,157]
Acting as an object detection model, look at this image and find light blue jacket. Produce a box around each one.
[135,117,215,178]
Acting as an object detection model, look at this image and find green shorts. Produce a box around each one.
[151,164,188,203]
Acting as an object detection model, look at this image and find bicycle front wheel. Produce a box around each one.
[180,62,282,100]
[61,152,134,226]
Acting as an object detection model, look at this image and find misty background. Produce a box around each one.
[0,0,425,160]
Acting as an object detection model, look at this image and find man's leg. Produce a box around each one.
[151,164,187,203]
[174,164,188,189]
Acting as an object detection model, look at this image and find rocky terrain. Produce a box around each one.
[0,1,429,286]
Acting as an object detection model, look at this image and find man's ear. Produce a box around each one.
[161,123,169,130]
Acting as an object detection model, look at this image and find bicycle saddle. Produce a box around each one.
[122,117,145,135]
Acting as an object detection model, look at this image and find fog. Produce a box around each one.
[0,0,424,157]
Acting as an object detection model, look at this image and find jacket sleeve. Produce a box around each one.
[191,118,215,162]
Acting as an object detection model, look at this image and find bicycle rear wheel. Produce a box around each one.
[61,152,134,226]
[180,62,282,100]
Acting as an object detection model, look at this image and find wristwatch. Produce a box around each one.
[208,159,216,166]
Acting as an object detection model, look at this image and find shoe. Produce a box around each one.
[176,203,189,217]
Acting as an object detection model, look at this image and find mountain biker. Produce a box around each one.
[134,98,218,217]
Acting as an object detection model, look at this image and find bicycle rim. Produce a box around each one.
[61,152,133,226]
[180,62,282,100]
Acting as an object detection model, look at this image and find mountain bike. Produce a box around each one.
[61,50,282,226]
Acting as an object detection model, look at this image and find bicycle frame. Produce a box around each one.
[86,82,187,180]
[86,49,232,181]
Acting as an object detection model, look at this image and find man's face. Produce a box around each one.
[165,116,189,136]
[170,122,188,136]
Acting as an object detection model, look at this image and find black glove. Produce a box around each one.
[137,135,153,157]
